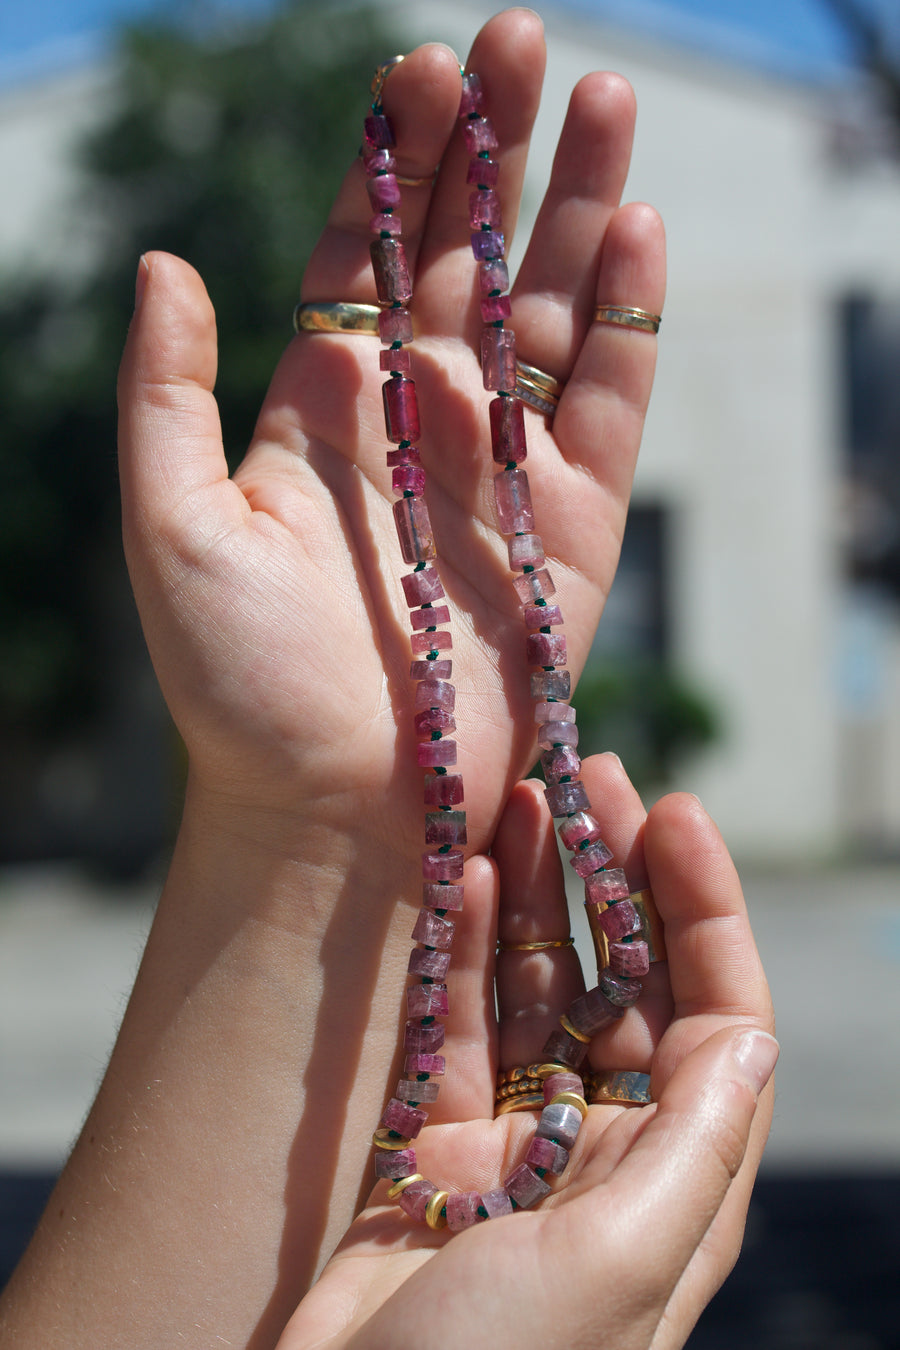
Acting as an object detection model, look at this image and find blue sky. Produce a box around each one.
[0,0,896,89]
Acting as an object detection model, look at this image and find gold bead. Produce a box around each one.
[535,1062,571,1080]
[372,1128,412,1151]
[425,1189,449,1229]
[386,1173,424,1200]
[559,1014,592,1045]
[549,1091,589,1119]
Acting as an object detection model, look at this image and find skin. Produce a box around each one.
[0,10,774,1350]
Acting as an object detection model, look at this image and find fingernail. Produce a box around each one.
[600,750,623,766]
[733,1030,779,1094]
[134,254,149,311]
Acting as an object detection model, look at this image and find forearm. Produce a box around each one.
[1,776,415,1348]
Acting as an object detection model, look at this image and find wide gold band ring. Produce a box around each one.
[586,886,667,972]
[587,1069,652,1106]
[514,359,564,417]
[293,301,380,335]
[594,305,661,334]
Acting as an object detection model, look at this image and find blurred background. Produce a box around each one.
[1,0,899,1344]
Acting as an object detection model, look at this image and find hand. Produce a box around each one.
[276,753,776,1350]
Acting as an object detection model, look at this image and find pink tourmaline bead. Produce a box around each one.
[417,739,457,768]
[393,465,426,496]
[387,444,420,467]
[535,701,576,725]
[408,948,451,979]
[481,293,512,323]
[463,116,499,155]
[610,939,651,977]
[525,603,563,629]
[567,986,624,1036]
[411,604,451,630]
[422,849,464,880]
[394,496,435,565]
[509,534,545,570]
[584,866,630,906]
[383,375,420,443]
[364,113,395,148]
[422,881,464,910]
[527,633,567,666]
[481,325,516,391]
[481,1186,514,1219]
[532,670,571,700]
[504,1163,551,1209]
[541,744,581,782]
[526,1135,569,1176]
[380,347,411,373]
[395,1077,440,1103]
[513,569,556,606]
[558,811,603,850]
[411,630,452,655]
[570,840,614,878]
[370,237,412,304]
[405,1053,445,1075]
[411,659,452,679]
[379,305,414,344]
[470,188,502,228]
[366,173,401,211]
[398,1178,437,1222]
[407,983,449,1016]
[458,71,484,116]
[494,469,534,533]
[599,968,643,1007]
[543,1073,583,1102]
[471,229,505,261]
[594,898,641,940]
[374,1148,417,1179]
[370,211,402,235]
[363,147,395,175]
[468,156,500,187]
[381,1097,427,1137]
[414,708,455,736]
[423,771,463,805]
[424,811,467,847]
[537,1102,582,1151]
[537,721,579,750]
[414,678,455,711]
[446,1191,485,1231]
[404,1021,445,1054]
[478,256,508,291]
[490,396,526,464]
[412,907,455,949]
[544,779,590,817]
[542,1027,588,1070]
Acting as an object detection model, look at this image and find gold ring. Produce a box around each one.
[514,360,564,417]
[586,886,666,973]
[495,1091,544,1115]
[293,302,380,336]
[496,937,574,952]
[396,173,438,188]
[588,1070,652,1106]
[594,305,661,334]
[370,54,406,105]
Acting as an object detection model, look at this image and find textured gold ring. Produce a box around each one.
[293,302,380,336]
[594,304,661,334]
[514,359,564,417]
[496,936,574,952]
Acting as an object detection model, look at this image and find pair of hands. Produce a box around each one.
[113,9,775,1349]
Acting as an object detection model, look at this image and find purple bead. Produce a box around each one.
[535,701,575,725]
[398,1178,437,1222]
[481,294,512,323]
[379,305,414,345]
[414,708,456,736]
[394,496,435,565]
[387,444,420,467]
[380,347,411,373]
[412,907,455,949]
[405,1053,444,1075]
[494,469,534,533]
[481,325,516,391]
[417,739,457,768]
[410,659,452,680]
[411,604,451,630]
[458,72,484,117]
[380,1096,427,1138]
[414,678,455,711]
[570,840,614,879]
[395,1077,440,1103]
[558,811,603,850]
[366,173,401,211]
[537,721,579,750]
[527,632,567,667]
[504,1163,551,1209]
[393,465,426,496]
[422,881,464,910]
[364,113,395,148]
[411,630,452,655]
[424,811,467,847]
[610,939,651,977]
[470,189,502,228]
[532,670,571,701]
[422,849,464,881]
[383,375,421,444]
[404,1021,446,1054]
[446,1191,485,1231]
[408,948,451,980]
[370,211,402,235]
[513,569,556,606]
[509,534,545,570]
[543,1073,583,1102]
[526,1135,569,1176]
[567,986,624,1036]
[542,1027,588,1070]
[370,237,412,304]
[481,1186,514,1219]
[362,147,395,176]
[490,396,526,464]
[463,116,499,155]
[584,868,630,907]
[374,1147,417,1179]
[471,229,506,262]
[525,603,563,629]
[541,744,581,783]
[537,1102,583,1151]
[468,157,500,188]
[599,968,643,1007]
[594,898,641,940]
[544,779,590,817]
[407,982,449,1016]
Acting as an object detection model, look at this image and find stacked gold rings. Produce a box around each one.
[513,360,563,417]
[594,304,661,334]
[495,1064,652,1113]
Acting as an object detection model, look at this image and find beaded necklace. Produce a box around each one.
[364,67,649,1233]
